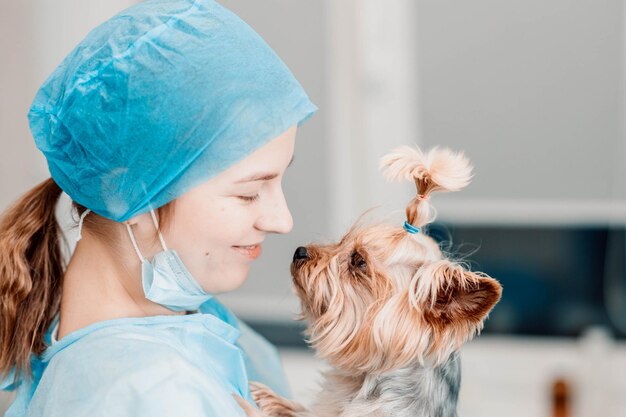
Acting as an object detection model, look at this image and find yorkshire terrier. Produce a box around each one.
[250,146,502,417]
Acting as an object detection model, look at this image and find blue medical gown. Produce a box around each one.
[1,298,289,416]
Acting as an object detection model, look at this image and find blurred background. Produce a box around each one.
[1,1,625,416]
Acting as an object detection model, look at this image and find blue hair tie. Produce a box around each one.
[403,221,420,234]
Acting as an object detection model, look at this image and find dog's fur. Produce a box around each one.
[251,147,502,417]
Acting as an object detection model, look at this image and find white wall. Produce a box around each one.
[415,0,626,225]
[320,0,626,228]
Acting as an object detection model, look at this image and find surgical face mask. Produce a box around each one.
[123,209,213,312]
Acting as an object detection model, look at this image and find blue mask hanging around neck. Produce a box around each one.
[125,209,212,312]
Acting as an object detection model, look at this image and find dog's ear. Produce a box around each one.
[410,260,502,332]
[369,260,501,370]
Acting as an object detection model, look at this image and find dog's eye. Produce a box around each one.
[350,251,367,270]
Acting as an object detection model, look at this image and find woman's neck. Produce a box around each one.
[57,233,184,339]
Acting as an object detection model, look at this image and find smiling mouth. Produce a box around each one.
[232,244,262,260]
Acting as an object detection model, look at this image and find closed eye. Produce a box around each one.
[237,194,260,203]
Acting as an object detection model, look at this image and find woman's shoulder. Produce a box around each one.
[27,322,248,417]
[48,323,193,375]
[43,310,240,371]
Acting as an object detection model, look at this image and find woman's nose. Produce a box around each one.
[270,207,293,234]
[257,190,293,234]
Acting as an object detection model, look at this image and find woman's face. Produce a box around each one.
[145,125,297,294]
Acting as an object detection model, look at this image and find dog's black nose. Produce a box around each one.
[293,246,309,262]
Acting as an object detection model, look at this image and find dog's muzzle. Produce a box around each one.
[293,246,309,262]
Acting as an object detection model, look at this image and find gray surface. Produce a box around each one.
[416,0,625,201]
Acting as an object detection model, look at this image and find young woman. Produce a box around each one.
[0,1,316,416]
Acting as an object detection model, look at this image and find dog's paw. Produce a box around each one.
[249,381,307,417]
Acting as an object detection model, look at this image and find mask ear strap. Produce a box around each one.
[125,223,146,262]
[149,209,168,251]
[75,209,92,242]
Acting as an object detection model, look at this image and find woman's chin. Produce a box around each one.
[203,267,251,294]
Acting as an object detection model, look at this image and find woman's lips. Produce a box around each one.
[232,244,262,260]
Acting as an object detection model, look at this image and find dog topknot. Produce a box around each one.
[379,146,473,228]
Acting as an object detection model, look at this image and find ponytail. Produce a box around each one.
[380,146,473,229]
[0,178,64,383]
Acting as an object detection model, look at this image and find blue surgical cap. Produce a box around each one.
[28,0,317,222]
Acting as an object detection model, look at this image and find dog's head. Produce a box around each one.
[291,147,502,374]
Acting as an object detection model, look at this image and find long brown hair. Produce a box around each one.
[0,178,173,384]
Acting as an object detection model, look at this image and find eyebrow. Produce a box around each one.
[235,155,295,183]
